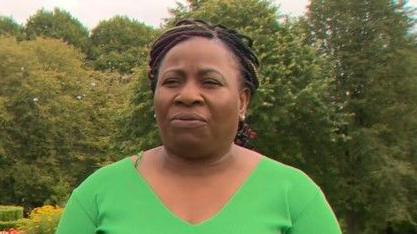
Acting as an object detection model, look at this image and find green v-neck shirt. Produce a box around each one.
[56,156,341,234]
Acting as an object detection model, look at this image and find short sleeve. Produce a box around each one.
[56,191,97,234]
[287,190,342,234]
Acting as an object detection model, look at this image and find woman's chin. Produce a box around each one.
[164,136,207,151]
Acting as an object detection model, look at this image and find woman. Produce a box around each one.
[57,20,342,234]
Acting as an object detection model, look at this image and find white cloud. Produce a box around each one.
[0,0,186,28]
[273,0,309,16]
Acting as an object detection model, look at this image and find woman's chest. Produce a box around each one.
[96,183,292,234]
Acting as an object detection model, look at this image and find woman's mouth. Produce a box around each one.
[170,113,207,128]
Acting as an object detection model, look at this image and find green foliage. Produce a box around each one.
[0,220,20,230]
[24,8,90,52]
[0,37,129,209]
[0,205,22,230]
[0,16,22,37]
[306,0,417,233]
[0,206,23,221]
[116,66,160,154]
[89,16,156,73]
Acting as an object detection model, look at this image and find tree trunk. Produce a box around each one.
[345,212,362,234]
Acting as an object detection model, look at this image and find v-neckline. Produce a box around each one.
[126,152,265,227]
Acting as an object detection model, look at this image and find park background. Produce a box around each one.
[0,0,416,233]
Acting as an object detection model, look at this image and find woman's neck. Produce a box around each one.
[157,144,239,177]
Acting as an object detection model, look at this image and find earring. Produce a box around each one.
[240,114,246,122]
[153,113,156,119]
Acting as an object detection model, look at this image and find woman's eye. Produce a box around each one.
[203,78,222,87]
[162,78,180,86]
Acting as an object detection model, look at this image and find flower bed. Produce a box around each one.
[0,205,63,234]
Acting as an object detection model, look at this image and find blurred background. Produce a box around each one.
[0,0,416,233]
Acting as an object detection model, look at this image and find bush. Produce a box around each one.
[0,206,23,230]
[0,206,23,222]
[18,205,63,234]
[0,220,20,231]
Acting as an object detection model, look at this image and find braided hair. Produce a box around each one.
[148,19,259,148]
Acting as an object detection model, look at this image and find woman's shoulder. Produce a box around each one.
[259,156,315,180]
[257,156,330,219]
[239,146,319,194]
[74,156,134,194]
[88,157,132,179]
[257,156,321,197]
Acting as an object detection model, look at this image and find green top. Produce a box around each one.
[56,155,341,234]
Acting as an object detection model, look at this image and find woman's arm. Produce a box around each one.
[56,192,97,234]
[287,191,342,234]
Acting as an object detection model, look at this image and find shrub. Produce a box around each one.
[0,220,20,231]
[0,206,23,231]
[0,206,23,222]
[18,205,63,234]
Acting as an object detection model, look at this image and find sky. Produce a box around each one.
[0,0,309,29]
[0,0,416,29]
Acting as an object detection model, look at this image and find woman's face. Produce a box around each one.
[154,37,250,157]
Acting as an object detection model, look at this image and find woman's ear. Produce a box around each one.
[239,88,251,119]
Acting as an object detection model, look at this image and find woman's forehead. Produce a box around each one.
[158,37,239,71]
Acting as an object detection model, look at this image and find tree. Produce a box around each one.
[0,16,22,37]
[24,8,89,52]
[116,66,159,153]
[89,16,156,74]
[0,37,130,209]
[306,0,417,233]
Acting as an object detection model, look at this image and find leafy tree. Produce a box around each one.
[116,66,159,153]
[24,8,89,52]
[0,16,22,37]
[89,16,156,74]
[306,0,417,233]
[0,37,130,209]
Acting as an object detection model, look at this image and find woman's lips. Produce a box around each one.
[170,113,207,128]
[170,119,207,128]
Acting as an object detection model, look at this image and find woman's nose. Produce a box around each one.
[174,82,204,106]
